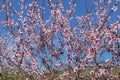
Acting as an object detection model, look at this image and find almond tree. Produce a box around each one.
[0,0,120,79]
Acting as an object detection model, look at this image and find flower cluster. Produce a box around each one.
[0,0,119,79]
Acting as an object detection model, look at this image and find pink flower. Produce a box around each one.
[89,70,95,76]
[73,67,79,73]
[110,75,118,79]
[111,5,117,12]
[20,0,24,2]
[108,0,111,4]
[99,0,103,3]
[55,61,62,67]
[117,0,120,2]
[96,69,109,77]
[62,71,69,77]
[0,20,7,25]
[29,4,33,7]
[117,23,120,28]
[105,58,111,63]
[25,78,29,80]
[116,37,120,42]
[11,55,20,62]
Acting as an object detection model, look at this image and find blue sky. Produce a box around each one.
[0,0,119,24]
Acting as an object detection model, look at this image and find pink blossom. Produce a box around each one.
[108,0,111,4]
[117,0,120,2]
[0,0,119,79]
[20,0,24,2]
[96,69,109,77]
[110,75,118,79]
[111,6,117,12]
[89,70,94,76]
[98,0,103,3]
[116,37,120,42]
[73,67,79,73]
[105,58,111,63]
